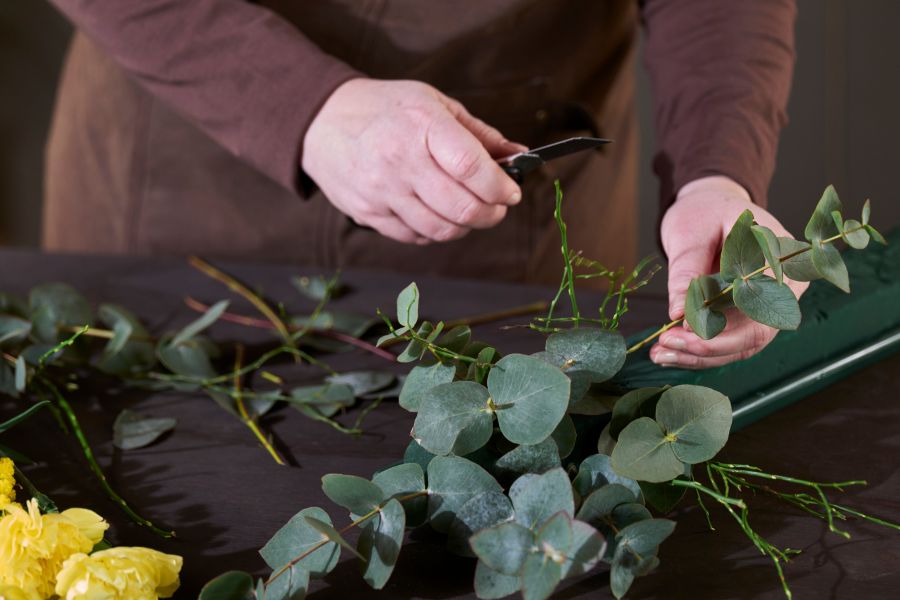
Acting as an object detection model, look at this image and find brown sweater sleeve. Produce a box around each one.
[640,0,796,208]
[48,0,362,195]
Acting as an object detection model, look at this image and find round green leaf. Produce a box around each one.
[373,462,427,527]
[684,276,727,340]
[550,414,577,459]
[639,480,687,514]
[112,409,176,450]
[29,283,93,343]
[413,381,493,456]
[804,185,842,242]
[427,456,502,533]
[576,484,637,526]
[403,440,436,472]
[265,563,309,600]
[610,418,683,483]
[321,474,383,516]
[560,520,606,579]
[572,454,641,500]
[398,362,456,412]
[358,498,406,589]
[97,304,156,375]
[488,354,570,445]
[720,210,765,280]
[325,370,395,397]
[0,315,31,348]
[447,491,514,557]
[396,282,419,328]
[259,507,340,577]
[509,468,574,530]
[732,276,801,330]
[474,560,521,599]
[436,325,472,353]
[470,521,534,576]
[494,438,561,478]
[199,571,255,600]
[655,385,732,464]
[544,328,626,383]
[842,219,870,249]
[777,237,821,282]
[610,387,667,440]
[521,550,562,600]
[156,334,217,379]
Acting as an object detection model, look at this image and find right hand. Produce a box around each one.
[301,78,526,244]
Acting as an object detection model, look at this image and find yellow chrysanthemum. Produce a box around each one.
[0,584,31,600]
[55,546,183,600]
[0,457,15,507]
[0,499,108,598]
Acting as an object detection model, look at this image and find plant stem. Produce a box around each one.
[185,296,396,362]
[625,229,862,354]
[671,479,746,508]
[553,181,581,322]
[63,325,153,343]
[232,344,286,466]
[444,301,549,329]
[266,490,428,585]
[188,256,297,355]
[39,378,174,537]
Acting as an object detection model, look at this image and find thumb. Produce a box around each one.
[666,245,717,321]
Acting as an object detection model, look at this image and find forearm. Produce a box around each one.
[48,0,362,194]
[641,0,797,207]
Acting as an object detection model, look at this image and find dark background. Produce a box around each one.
[2,1,899,277]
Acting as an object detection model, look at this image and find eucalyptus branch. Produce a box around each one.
[626,226,866,354]
[38,377,175,537]
[232,344,286,466]
[265,490,429,587]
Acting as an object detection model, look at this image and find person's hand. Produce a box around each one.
[301,78,526,244]
[651,176,809,369]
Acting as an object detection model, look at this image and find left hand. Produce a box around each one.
[651,176,809,369]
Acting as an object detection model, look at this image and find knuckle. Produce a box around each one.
[449,150,482,181]
[454,200,484,226]
[434,224,465,242]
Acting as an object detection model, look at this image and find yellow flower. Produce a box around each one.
[0,499,108,598]
[0,584,31,600]
[0,457,15,508]
[55,547,183,600]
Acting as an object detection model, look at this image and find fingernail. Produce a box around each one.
[508,190,522,205]
[655,351,679,365]
[662,337,686,350]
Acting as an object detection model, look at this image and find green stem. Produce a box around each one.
[232,344,286,466]
[39,378,174,537]
[553,181,581,323]
[671,479,746,508]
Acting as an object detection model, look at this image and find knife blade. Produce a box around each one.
[498,136,611,183]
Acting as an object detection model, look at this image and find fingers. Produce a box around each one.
[388,193,470,242]
[443,97,528,157]
[355,213,427,245]
[665,242,718,321]
[412,164,507,230]
[425,114,522,207]
[650,314,777,370]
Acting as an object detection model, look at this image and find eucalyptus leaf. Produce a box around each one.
[447,491,514,557]
[777,237,821,282]
[610,418,683,483]
[97,304,156,375]
[811,242,847,284]
[303,516,364,560]
[288,383,354,418]
[576,484,637,526]
[0,293,27,317]
[862,199,871,225]
[561,519,607,579]
[572,454,642,501]
[683,275,728,340]
[372,462,427,527]
[544,328,626,383]
[550,414,576,459]
[427,456,503,533]
[198,571,255,600]
[494,438,561,478]
[804,184,841,242]
[469,520,534,576]
[398,362,456,412]
[264,563,309,600]
[403,440,436,472]
[322,474,383,516]
[376,326,408,348]
[397,321,435,363]
[29,283,93,343]
[615,518,676,557]
[396,283,419,328]
[112,409,176,450]
[0,315,31,348]
[291,274,344,302]
[733,276,801,330]
[720,210,765,280]
[157,334,217,379]
[413,381,493,456]
[172,300,229,346]
[474,560,521,599]
[488,354,570,446]
[656,385,732,464]
[639,480,687,514]
[609,387,667,440]
[260,507,341,577]
[509,468,574,530]
[358,499,405,589]
[751,224,784,284]
[521,550,562,600]
[470,346,499,385]
[325,371,395,397]
[842,219,870,249]
[436,325,472,353]
[14,355,26,393]
[866,224,887,245]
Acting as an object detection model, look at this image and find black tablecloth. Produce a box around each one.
[1,250,898,599]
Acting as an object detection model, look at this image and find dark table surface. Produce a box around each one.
[1,250,898,600]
